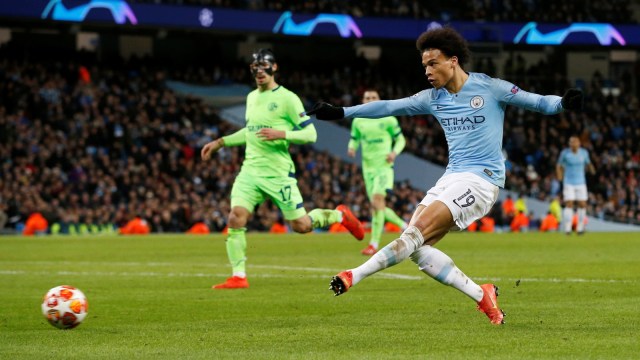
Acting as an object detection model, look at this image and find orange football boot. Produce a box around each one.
[212,276,249,289]
[361,244,377,256]
[477,283,505,325]
[336,204,365,240]
[329,270,353,296]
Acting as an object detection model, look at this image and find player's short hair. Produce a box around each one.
[362,88,380,96]
[416,27,471,67]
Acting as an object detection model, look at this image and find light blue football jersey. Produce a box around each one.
[557,148,591,185]
[343,72,564,188]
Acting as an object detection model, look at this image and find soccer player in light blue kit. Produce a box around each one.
[556,136,595,234]
[307,27,583,325]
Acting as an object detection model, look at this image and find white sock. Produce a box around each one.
[351,226,424,285]
[577,208,586,232]
[563,207,574,233]
[410,245,484,302]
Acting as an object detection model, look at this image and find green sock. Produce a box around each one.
[308,209,341,228]
[226,227,247,277]
[370,209,385,248]
[384,207,406,228]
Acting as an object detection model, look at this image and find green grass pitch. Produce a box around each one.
[1,232,639,359]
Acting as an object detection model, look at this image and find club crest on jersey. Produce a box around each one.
[470,96,484,109]
[511,85,519,94]
[268,102,278,111]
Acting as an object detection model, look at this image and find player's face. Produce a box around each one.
[421,49,456,89]
[250,61,277,87]
[362,91,380,104]
[569,137,580,150]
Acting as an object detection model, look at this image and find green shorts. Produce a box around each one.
[363,167,394,199]
[230,171,306,220]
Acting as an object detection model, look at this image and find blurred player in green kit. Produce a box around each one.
[348,90,408,256]
[201,49,364,289]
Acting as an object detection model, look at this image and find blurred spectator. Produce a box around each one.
[540,211,560,232]
[515,194,528,215]
[269,220,288,234]
[467,220,478,232]
[187,222,210,234]
[479,216,496,233]
[0,203,7,230]
[510,210,530,233]
[549,195,563,223]
[23,212,48,235]
[467,216,495,233]
[119,216,151,235]
[502,195,515,226]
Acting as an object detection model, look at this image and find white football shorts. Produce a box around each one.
[419,172,499,230]
[563,184,588,201]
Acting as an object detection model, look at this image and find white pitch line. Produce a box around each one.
[0,269,635,283]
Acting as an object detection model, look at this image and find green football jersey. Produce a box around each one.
[241,85,312,177]
[349,116,403,170]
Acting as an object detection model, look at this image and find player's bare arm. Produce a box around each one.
[386,151,397,163]
[201,138,225,161]
[556,164,564,181]
[256,128,286,140]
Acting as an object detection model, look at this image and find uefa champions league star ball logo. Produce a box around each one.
[470,96,484,109]
[199,8,214,27]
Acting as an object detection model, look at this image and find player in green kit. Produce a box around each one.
[348,90,408,256]
[201,49,365,289]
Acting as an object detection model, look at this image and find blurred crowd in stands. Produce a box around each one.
[0,55,426,235]
[1,42,639,235]
[131,0,637,24]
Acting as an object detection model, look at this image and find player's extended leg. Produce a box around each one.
[269,176,364,240]
[330,201,452,295]
[409,205,503,324]
[213,206,250,289]
[576,200,587,234]
[292,210,338,232]
[363,194,386,255]
[330,174,504,324]
[291,206,364,240]
[563,200,575,234]
[384,207,407,230]
[409,244,503,324]
[362,169,403,255]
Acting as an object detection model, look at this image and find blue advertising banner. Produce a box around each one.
[0,0,636,46]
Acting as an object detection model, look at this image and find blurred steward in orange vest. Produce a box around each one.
[540,211,559,232]
[187,222,210,234]
[467,216,495,233]
[119,217,150,235]
[510,211,529,233]
[23,212,48,235]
